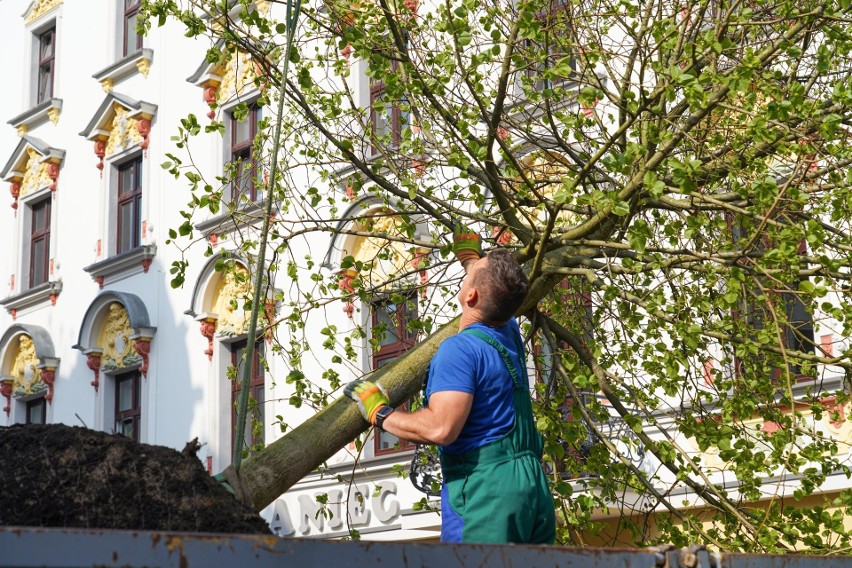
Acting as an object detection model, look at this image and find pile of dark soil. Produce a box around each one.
[0,423,270,534]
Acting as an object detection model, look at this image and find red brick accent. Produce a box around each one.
[265,301,276,344]
[87,353,102,392]
[0,380,12,416]
[200,319,216,361]
[9,181,20,210]
[204,86,218,120]
[47,162,60,192]
[134,338,151,377]
[821,334,834,357]
[94,140,106,175]
[136,118,151,154]
[41,369,55,403]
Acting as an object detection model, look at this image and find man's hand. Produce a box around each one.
[452,222,482,266]
[344,379,389,425]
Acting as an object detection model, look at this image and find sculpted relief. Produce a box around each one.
[98,303,141,372]
[212,267,252,337]
[10,335,45,398]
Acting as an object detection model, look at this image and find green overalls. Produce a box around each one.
[439,328,556,544]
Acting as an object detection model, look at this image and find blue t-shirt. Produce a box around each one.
[426,319,523,455]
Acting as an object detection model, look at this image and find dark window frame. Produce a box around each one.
[526,0,576,92]
[116,156,143,255]
[29,197,51,288]
[229,105,261,202]
[123,0,143,56]
[36,26,56,104]
[728,213,815,382]
[26,396,47,425]
[115,370,142,442]
[371,298,417,456]
[230,339,266,455]
[369,66,410,155]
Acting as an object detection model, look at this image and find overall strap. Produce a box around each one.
[460,328,526,390]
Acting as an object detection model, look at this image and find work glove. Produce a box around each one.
[452,222,482,266]
[344,379,389,425]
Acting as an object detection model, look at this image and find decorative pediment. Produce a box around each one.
[73,291,156,390]
[186,254,277,358]
[187,42,263,118]
[79,92,157,172]
[93,48,155,92]
[0,135,65,209]
[8,98,63,135]
[514,149,579,231]
[0,324,59,413]
[323,197,430,315]
[23,0,62,25]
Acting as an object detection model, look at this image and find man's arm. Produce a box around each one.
[381,390,473,446]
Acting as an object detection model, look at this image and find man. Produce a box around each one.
[345,228,556,544]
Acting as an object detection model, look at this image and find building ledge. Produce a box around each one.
[83,245,156,288]
[0,280,62,314]
[92,48,154,91]
[8,99,63,134]
[194,200,269,237]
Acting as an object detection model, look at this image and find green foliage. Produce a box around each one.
[146,0,852,552]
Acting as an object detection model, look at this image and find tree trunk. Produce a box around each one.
[240,245,599,510]
[240,317,459,510]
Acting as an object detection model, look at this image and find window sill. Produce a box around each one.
[0,280,62,314]
[194,199,268,237]
[8,99,63,134]
[83,244,157,288]
[92,48,154,90]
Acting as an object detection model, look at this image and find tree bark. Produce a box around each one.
[239,237,616,510]
[240,317,459,510]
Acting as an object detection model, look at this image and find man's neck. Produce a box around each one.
[458,311,507,331]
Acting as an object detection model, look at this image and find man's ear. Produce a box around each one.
[465,287,479,307]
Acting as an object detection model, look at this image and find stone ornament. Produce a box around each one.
[105,104,144,158]
[211,267,252,337]
[215,50,260,103]
[10,335,44,399]
[348,209,425,289]
[24,0,63,24]
[97,303,141,372]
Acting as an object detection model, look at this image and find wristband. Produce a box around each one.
[374,405,395,431]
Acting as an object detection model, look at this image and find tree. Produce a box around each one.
[144,0,852,552]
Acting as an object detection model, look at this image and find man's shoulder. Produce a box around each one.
[438,332,488,356]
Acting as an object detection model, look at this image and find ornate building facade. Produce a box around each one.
[0,0,442,540]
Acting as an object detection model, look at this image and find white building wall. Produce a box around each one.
[0,0,440,540]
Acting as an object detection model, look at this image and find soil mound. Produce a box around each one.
[0,423,270,534]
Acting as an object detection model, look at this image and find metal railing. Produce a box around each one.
[2,526,852,568]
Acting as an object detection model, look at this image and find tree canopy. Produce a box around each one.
[145,0,852,552]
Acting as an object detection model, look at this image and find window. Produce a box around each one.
[369,77,410,155]
[36,26,56,104]
[730,213,815,380]
[228,105,261,202]
[29,198,51,288]
[371,298,417,455]
[782,288,815,376]
[230,339,265,455]
[526,0,575,91]
[26,397,46,425]
[123,0,143,56]
[117,157,142,254]
[115,371,141,441]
